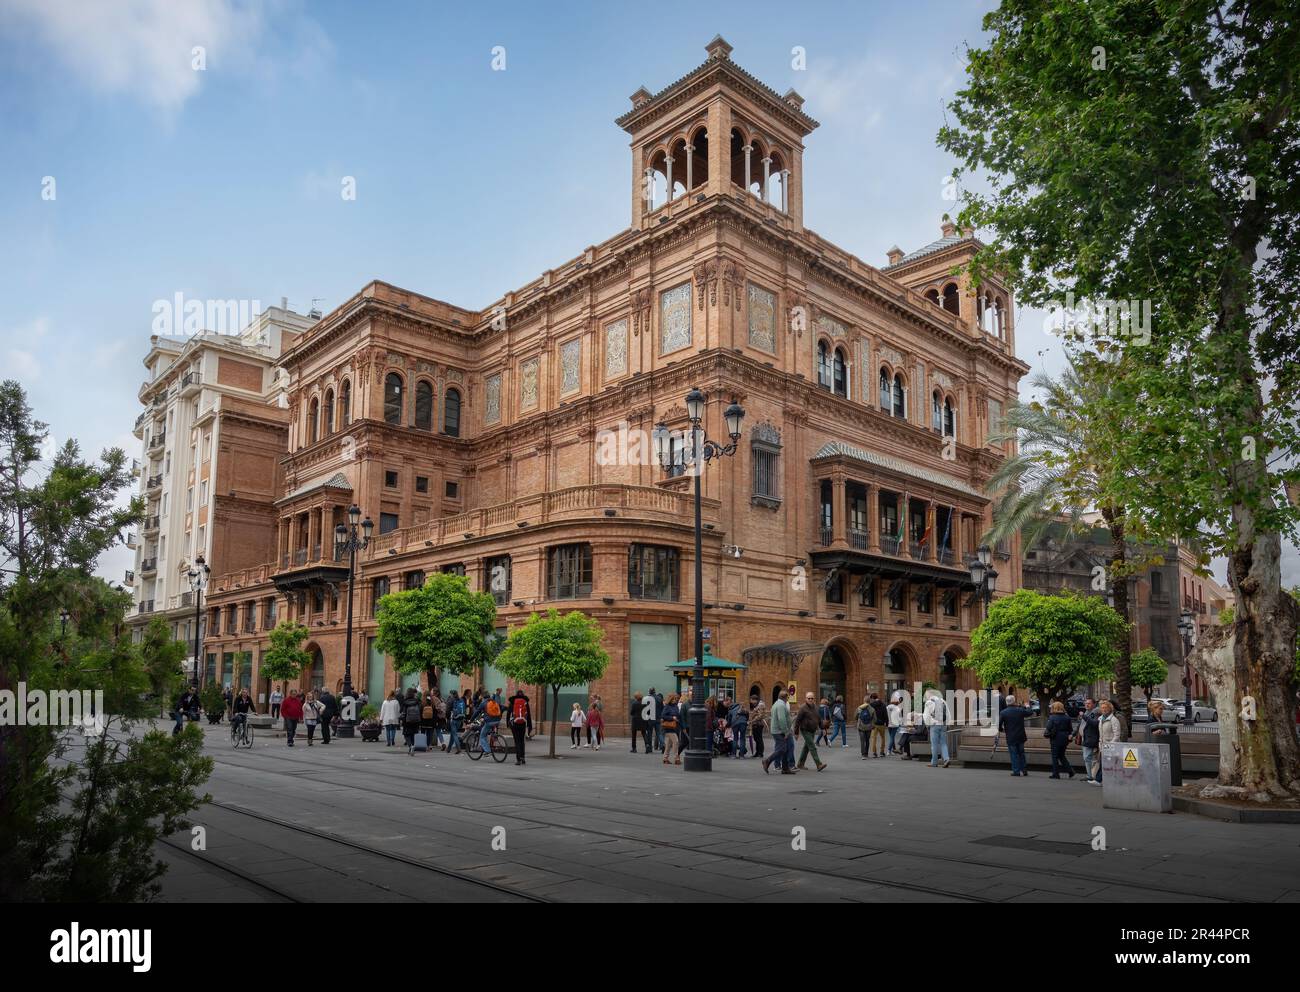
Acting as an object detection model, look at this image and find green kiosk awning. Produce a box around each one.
[669,645,746,678]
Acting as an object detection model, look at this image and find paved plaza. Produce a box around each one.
[155,721,1300,903]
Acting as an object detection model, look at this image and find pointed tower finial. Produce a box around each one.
[705,35,733,61]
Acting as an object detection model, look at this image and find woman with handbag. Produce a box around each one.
[1045,700,1075,778]
[660,694,682,765]
[302,691,323,746]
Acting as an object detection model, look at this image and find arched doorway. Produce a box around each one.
[883,646,910,702]
[939,651,958,695]
[302,645,325,693]
[748,682,763,705]
[819,646,847,703]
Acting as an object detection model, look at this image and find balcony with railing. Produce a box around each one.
[849,528,869,550]
[142,514,160,533]
[879,533,902,555]
[243,613,256,633]
[180,371,201,395]
[125,532,138,549]
[146,474,163,490]
[139,557,158,574]
[137,600,155,614]
[133,411,148,438]
[124,569,135,585]
[148,430,166,451]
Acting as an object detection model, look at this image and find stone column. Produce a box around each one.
[867,484,881,553]
[743,144,752,192]
[952,509,964,563]
[832,474,847,546]
[685,144,693,191]
[762,157,772,203]
[665,155,674,201]
[900,492,912,559]
[781,168,790,213]
[926,504,938,563]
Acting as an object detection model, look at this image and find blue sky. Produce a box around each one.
[1,0,1277,588]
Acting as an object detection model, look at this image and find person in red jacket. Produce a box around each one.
[280,689,304,747]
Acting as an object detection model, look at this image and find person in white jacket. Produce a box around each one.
[923,689,951,767]
[1096,699,1122,784]
[302,691,324,746]
[379,690,402,747]
[887,695,903,754]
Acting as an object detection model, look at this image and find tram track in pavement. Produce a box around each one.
[157,834,302,903]
[208,747,1242,903]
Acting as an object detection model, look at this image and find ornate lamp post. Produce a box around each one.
[334,504,373,738]
[969,544,998,619]
[654,387,744,773]
[1177,608,1195,726]
[187,555,210,690]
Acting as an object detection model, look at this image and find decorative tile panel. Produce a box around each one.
[520,357,539,410]
[659,283,692,355]
[747,284,776,352]
[604,319,628,377]
[485,373,501,425]
[560,338,581,395]
[815,312,847,339]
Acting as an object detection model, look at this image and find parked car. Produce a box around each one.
[1131,700,1150,722]
[1065,694,1086,717]
[1151,697,1186,720]
[1189,699,1218,723]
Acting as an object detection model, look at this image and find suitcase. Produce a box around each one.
[412,732,430,752]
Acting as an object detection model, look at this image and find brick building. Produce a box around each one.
[201,39,1028,729]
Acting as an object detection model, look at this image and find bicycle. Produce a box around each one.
[230,712,254,749]
[463,719,508,763]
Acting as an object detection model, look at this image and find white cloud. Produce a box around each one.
[0,0,327,112]
[798,54,895,126]
[7,348,40,382]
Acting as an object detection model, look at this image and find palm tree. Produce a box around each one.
[983,354,1143,735]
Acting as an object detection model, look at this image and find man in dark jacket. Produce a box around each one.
[869,693,889,757]
[630,693,645,753]
[795,692,827,771]
[318,688,340,744]
[507,689,531,765]
[1075,697,1101,783]
[998,695,1035,777]
[173,686,200,735]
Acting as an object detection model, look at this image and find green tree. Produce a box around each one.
[139,615,187,715]
[1129,649,1169,703]
[940,1,1300,796]
[984,355,1156,733]
[961,589,1127,708]
[494,609,610,758]
[374,572,497,691]
[260,619,313,687]
[0,380,211,900]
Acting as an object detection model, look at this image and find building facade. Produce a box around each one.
[200,39,1028,729]
[126,305,317,676]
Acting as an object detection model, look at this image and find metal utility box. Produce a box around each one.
[1102,742,1173,813]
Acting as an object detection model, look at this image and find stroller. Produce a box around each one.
[712,717,734,757]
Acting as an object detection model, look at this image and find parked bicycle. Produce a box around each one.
[462,718,508,763]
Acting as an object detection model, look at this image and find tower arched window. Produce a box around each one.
[892,374,906,419]
[932,390,943,432]
[414,380,433,431]
[879,367,891,412]
[817,341,833,389]
[443,387,461,438]
[688,126,709,189]
[384,373,403,425]
[926,288,940,306]
[340,379,351,426]
[942,282,960,316]
[832,347,847,397]
[323,389,334,436]
[944,397,956,437]
[308,398,319,444]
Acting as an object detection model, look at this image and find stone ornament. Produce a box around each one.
[520,357,540,409]
[560,338,581,395]
[485,373,502,425]
[660,282,692,354]
[747,283,776,352]
[605,319,628,376]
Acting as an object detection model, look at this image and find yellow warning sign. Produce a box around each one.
[1123,748,1139,769]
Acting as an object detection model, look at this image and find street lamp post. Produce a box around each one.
[1177,608,1195,726]
[188,555,210,690]
[968,544,998,619]
[654,388,744,773]
[334,504,374,739]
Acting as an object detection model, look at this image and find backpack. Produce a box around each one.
[511,697,528,724]
[403,698,421,723]
[832,703,844,720]
[486,699,502,718]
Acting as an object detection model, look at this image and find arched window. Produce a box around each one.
[340,379,351,426]
[892,374,906,419]
[832,347,847,397]
[932,390,943,432]
[942,282,960,316]
[817,341,833,389]
[944,397,956,437]
[669,138,689,200]
[995,295,1008,338]
[926,288,940,306]
[308,397,319,444]
[647,149,669,211]
[688,126,708,190]
[443,387,461,438]
[384,373,403,425]
[323,389,334,436]
[414,380,433,431]
[879,367,891,412]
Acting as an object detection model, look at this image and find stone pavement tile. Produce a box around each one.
[530,878,656,902]
[1275,890,1300,902]
[454,861,578,892]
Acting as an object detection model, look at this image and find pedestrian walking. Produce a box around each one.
[569,702,586,749]
[269,684,283,720]
[661,694,682,765]
[748,695,767,759]
[1045,700,1075,778]
[762,688,794,774]
[998,695,1034,776]
[380,689,401,746]
[1076,697,1101,783]
[869,693,888,757]
[630,692,645,753]
[585,693,602,747]
[1096,699,1120,784]
[401,687,422,750]
[855,694,873,758]
[318,687,338,744]
[281,689,303,747]
[649,687,664,751]
[924,688,950,767]
[302,691,323,746]
[446,691,465,754]
[796,692,828,772]
[509,689,531,765]
[728,697,749,757]
[586,700,604,749]
[830,695,848,748]
[815,696,831,747]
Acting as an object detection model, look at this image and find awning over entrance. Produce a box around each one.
[670,645,746,679]
[741,639,824,673]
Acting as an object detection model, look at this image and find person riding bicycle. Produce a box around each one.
[172,685,201,735]
[231,688,256,737]
[479,692,503,755]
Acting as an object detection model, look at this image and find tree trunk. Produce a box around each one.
[549,686,559,758]
[1103,511,1132,740]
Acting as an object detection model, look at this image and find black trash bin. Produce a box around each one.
[1144,722,1182,786]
